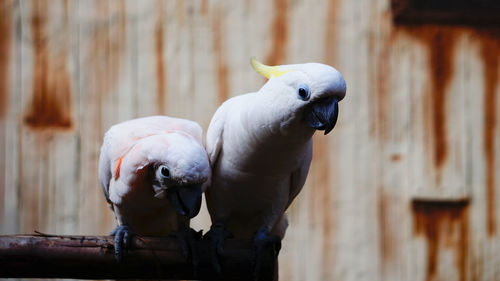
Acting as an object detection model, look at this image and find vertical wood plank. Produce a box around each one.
[17,0,80,236]
[465,29,500,281]
[0,0,19,235]
[134,0,158,118]
[397,26,470,200]
[371,0,414,281]
[77,0,130,235]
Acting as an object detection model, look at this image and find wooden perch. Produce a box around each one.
[0,234,277,280]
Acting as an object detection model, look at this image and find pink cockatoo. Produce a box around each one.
[204,58,346,279]
[98,115,210,268]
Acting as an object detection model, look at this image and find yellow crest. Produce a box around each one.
[250,57,292,79]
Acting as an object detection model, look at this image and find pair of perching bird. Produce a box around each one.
[98,58,346,279]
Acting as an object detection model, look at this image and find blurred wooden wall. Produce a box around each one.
[0,0,499,281]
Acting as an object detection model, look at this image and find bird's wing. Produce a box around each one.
[98,133,113,205]
[142,115,204,145]
[206,103,230,168]
[286,139,313,209]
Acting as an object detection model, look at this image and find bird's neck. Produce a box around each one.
[244,103,315,145]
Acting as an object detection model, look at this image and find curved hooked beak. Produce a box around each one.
[303,96,339,135]
[166,183,203,218]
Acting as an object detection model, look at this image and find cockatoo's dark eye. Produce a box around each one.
[297,84,310,101]
[159,165,170,178]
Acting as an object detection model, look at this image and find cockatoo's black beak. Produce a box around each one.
[304,96,339,135]
[166,183,203,218]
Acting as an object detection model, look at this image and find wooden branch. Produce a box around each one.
[0,234,277,280]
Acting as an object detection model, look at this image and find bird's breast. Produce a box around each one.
[222,136,308,175]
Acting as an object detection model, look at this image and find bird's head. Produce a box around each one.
[141,133,210,218]
[251,57,346,135]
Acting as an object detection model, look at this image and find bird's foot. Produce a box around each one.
[172,226,203,277]
[110,225,133,263]
[252,226,281,281]
[203,222,233,275]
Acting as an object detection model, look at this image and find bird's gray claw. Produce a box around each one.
[173,226,203,277]
[110,225,133,263]
[204,222,233,275]
[252,226,281,281]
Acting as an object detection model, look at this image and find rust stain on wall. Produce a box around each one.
[265,0,288,66]
[155,0,166,114]
[176,0,185,27]
[24,0,73,130]
[372,11,394,139]
[318,0,339,273]
[378,191,393,265]
[477,29,500,236]
[310,134,335,278]
[412,200,469,281]
[390,153,402,162]
[201,0,208,16]
[427,29,454,169]
[0,0,12,119]
[324,0,339,66]
[399,26,459,169]
[62,0,68,15]
[88,1,127,101]
[213,8,229,104]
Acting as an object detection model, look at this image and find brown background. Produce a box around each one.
[0,0,499,280]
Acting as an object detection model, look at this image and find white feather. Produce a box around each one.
[205,62,345,239]
[98,115,210,235]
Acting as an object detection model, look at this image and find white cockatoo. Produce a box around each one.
[204,58,346,277]
[98,115,210,266]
